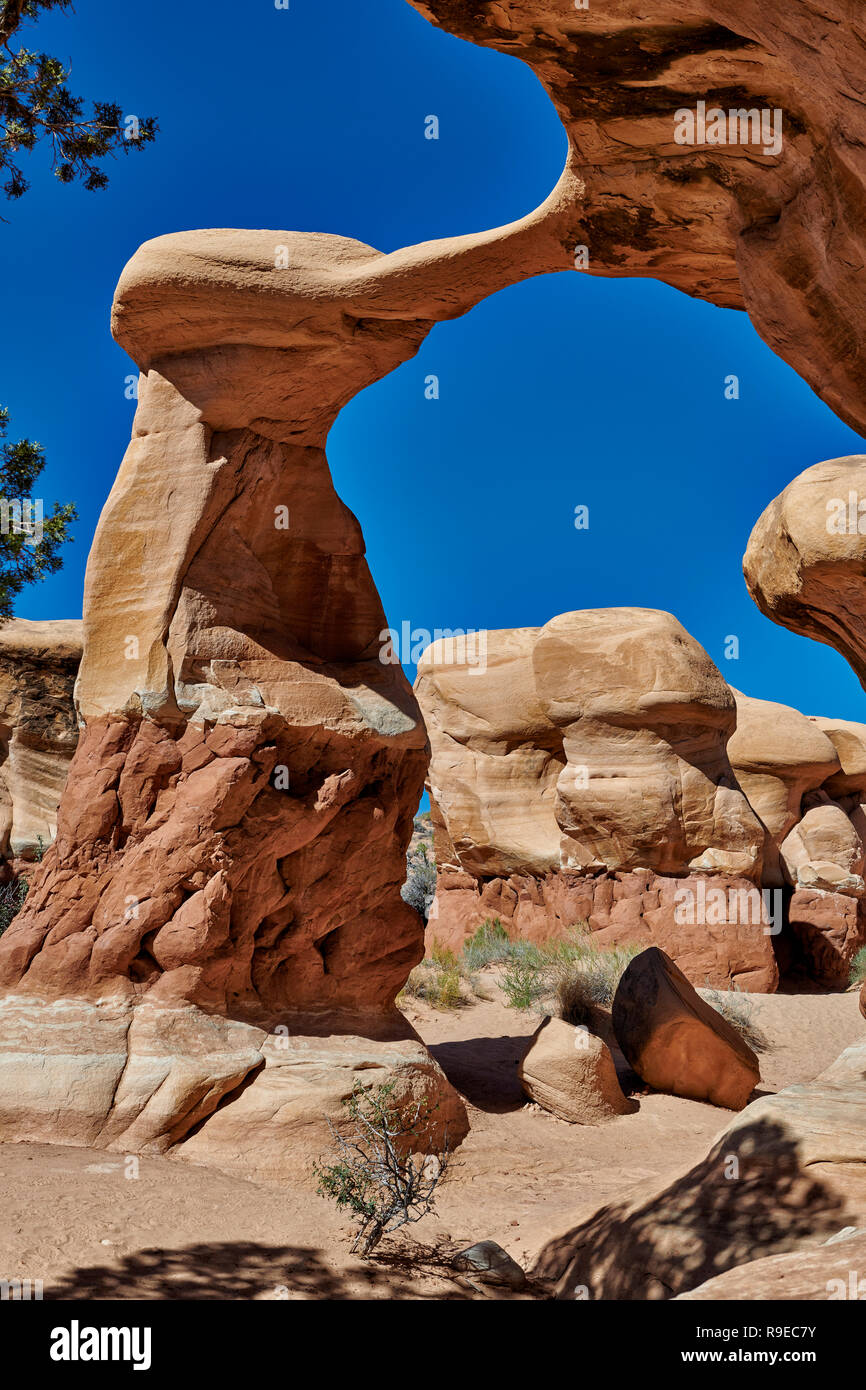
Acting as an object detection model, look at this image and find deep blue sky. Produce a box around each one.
[4,0,865,721]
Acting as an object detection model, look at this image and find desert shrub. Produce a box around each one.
[462,917,512,970]
[849,946,866,988]
[314,1081,448,1256]
[552,944,641,1026]
[0,876,28,936]
[400,842,437,920]
[492,924,639,1019]
[398,944,476,1010]
[500,956,549,1010]
[699,985,771,1054]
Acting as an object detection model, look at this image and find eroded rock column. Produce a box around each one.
[0,202,582,1174]
[416,608,780,991]
[744,456,866,994]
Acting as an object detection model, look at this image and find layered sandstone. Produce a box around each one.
[417,610,778,990]
[419,610,764,880]
[726,689,841,888]
[728,691,866,983]
[0,619,82,868]
[0,207,605,1172]
[419,610,866,987]
[0,178,599,1171]
[742,461,866,982]
[409,1,866,437]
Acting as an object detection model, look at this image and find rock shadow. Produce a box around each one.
[428,1032,536,1113]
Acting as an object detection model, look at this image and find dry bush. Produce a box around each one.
[314,1081,448,1256]
[850,946,866,988]
[398,944,479,1010]
[699,985,771,1054]
[552,944,641,1026]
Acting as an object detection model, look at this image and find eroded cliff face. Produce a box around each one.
[0,619,81,868]
[742,457,866,993]
[409,1,866,437]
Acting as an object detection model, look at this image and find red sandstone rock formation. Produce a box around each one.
[409,1,866,438]
[417,610,866,988]
[0,619,81,869]
[0,205,600,1172]
[611,947,760,1110]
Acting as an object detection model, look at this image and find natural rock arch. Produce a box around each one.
[3,0,866,1172]
[0,180,584,1175]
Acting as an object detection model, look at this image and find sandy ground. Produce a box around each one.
[0,980,862,1300]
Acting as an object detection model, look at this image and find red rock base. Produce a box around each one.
[428,868,779,992]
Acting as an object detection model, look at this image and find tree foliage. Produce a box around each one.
[0,0,157,201]
[401,840,437,921]
[0,405,76,620]
[314,1081,448,1256]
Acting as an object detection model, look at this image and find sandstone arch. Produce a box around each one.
[0,179,587,1174]
[410,1,866,437]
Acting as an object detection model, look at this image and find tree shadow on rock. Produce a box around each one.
[533,1115,853,1300]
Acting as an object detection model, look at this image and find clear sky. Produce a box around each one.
[4,0,865,722]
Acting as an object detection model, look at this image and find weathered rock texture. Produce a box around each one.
[519,1015,636,1124]
[728,691,866,983]
[417,610,779,990]
[0,619,81,868]
[419,610,866,987]
[611,947,760,1110]
[0,206,602,1172]
[727,689,841,888]
[535,1039,866,1299]
[676,1230,866,1300]
[410,1,866,438]
[745,457,866,691]
[742,460,866,982]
